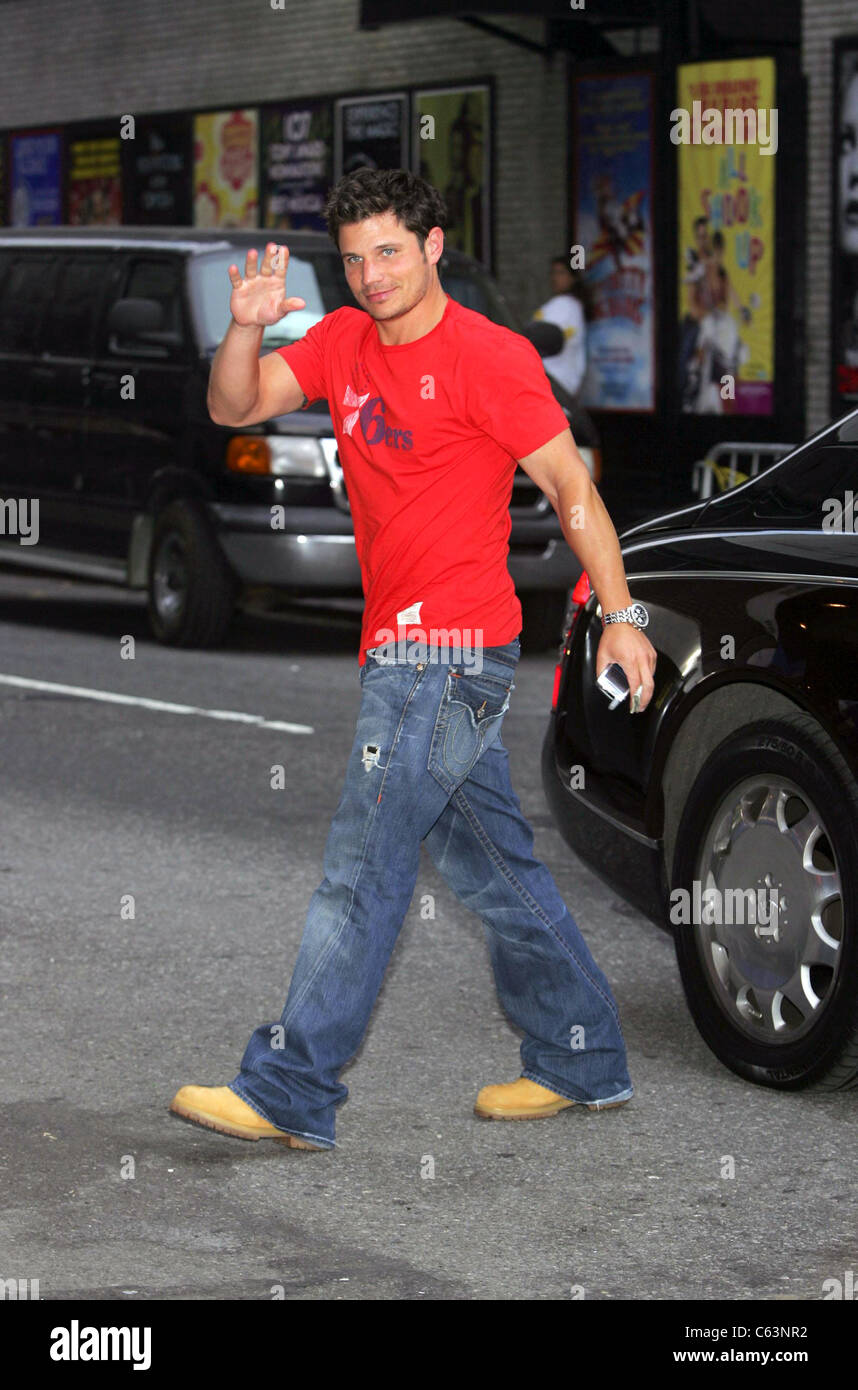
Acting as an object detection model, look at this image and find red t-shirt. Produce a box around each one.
[276,296,569,664]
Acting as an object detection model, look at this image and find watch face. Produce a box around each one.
[630,602,649,628]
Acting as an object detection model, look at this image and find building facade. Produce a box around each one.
[0,0,854,497]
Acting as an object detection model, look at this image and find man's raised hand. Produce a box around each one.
[227,242,306,328]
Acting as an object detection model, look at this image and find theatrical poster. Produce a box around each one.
[676,58,776,415]
[573,72,655,411]
[414,85,490,267]
[194,109,259,228]
[10,129,62,225]
[123,113,192,224]
[67,131,122,225]
[261,100,333,232]
[832,39,858,411]
[335,94,408,179]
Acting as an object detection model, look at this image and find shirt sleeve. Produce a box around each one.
[275,312,332,406]
[467,328,571,459]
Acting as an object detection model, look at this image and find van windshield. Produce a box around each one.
[190,246,522,350]
[190,248,351,349]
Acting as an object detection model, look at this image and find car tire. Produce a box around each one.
[519,590,569,652]
[147,500,236,647]
[672,714,858,1090]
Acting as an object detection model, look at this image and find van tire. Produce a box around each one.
[147,500,236,647]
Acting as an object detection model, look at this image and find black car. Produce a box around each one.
[542,406,858,1091]
[0,226,598,649]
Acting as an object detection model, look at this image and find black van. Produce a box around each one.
[0,227,599,648]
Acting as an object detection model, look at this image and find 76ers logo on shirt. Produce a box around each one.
[341,382,413,451]
[341,385,369,436]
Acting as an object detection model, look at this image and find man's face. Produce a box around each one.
[550,262,573,296]
[839,73,858,255]
[339,211,443,321]
[695,221,710,255]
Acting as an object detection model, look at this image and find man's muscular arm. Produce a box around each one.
[207,242,309,427]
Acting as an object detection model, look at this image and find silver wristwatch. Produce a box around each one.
[602,601,649,630]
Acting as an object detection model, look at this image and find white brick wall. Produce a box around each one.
[0,0,569,320]
[803,0,858,430]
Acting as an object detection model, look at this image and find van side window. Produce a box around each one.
[0,254,57,353]
[112,258,182,351]
[41,255,111,358]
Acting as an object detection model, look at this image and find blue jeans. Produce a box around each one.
[229,638,632,1148]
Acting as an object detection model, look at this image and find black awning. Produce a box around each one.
[360,0,657,26]
[359,0,798,45]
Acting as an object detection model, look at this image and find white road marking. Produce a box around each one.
[0,673,314,734]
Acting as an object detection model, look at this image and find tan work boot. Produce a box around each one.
[169,1085,324,1149]
[474,1076,629,1120]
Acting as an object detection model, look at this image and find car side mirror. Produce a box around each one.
[106,297,183,353]
[521,319,564,359]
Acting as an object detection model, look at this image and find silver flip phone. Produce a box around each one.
[596,661,630,710]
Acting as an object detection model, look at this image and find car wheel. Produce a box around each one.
[671,714,858,1090]
[147,500,236,647]
[519,590,569,652]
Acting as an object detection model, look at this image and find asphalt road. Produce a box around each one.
[1,568,857,1303]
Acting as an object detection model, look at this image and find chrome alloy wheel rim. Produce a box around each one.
[693,776,844,1043]
[153,532,187,620]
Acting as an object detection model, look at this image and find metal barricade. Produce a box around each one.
[691,441,795,500]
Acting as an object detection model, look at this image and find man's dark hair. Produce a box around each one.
[694,215,709,231]
[324,168,447,252]
[551,256,576,293]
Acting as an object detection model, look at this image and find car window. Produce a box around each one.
[190,249,351,349]
[112,257,183,348]
[754,446,858,521]
[41,254,111,357]
[708,445,858,525]
[0,254,57,353]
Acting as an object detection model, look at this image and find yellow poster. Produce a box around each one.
[675,58,776,414]
[193,109,258,228]
[68,136,122,225]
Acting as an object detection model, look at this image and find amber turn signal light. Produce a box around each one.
[226,436,271,474]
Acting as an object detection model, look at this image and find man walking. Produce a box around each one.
[170,169,656,1152]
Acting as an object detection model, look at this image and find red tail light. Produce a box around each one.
[551,662,562,711]
[560,569,592,643]
[571,570,591,605]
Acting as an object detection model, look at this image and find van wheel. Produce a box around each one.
[672,715,858,1090]
[519,590,568,652]
[147,500,236,647]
